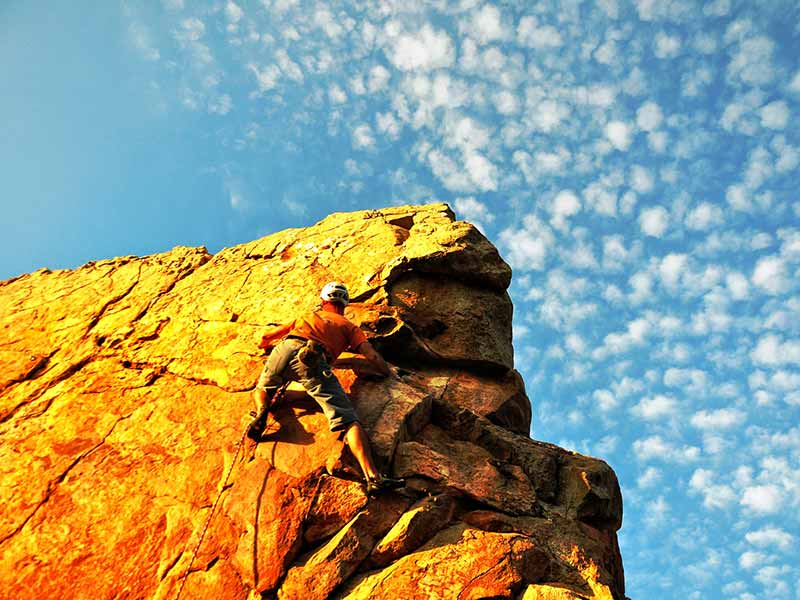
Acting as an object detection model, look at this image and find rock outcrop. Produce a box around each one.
[0,204,625,600]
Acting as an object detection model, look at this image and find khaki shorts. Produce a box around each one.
[256,338,360,432]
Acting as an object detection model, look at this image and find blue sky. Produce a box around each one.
[2,1,799,598]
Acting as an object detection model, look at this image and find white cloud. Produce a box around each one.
[630,165,654,193]
[643,495,670,529]
[129,23,160,61]
[634,435,700,463]
[664,367,708,395]
[376,112,401,139]
[329,84,347,104]
[592,389,618,412]
[612,376,646,398]
[464,152,498,191]
[720,89,765,134]
[517,15,562,48]
[368,65,391,93]
[726,271,750,300]
[659,253,688,290]
[623,67,647,96]
[583,180,618,216]
[753,565,792,593]
[790,71,800,93]
[550,190,581,231]
[564,241,598,270]
[208,94,232,115]
[531,99,571,132]
[594,317,652,358]
[741,485,784,514]
[751,334,800,366]
[704,0,730,16]
[535,148,571,173]
[605,121,633,151]
[690,408,745,430]
[225,1,244,23]
[602,235,631,271]
[576,84,618,109]
[685,202,723,230]
[175,17,205,42]
[443,115,491,153]
[745,526,795,551]
[492,89,519,115]
[564,334,585,355]
[728,35,776,87]
[596,0,619,18]
[743,146,774,190]
[352,124,375,149]
[640,206,670,237]
[739,551,770,570]
[654,32,681,58]
[760,101,790,130]
[751,233,773,250]
[385,24,455,72]
[725,184,751,212]
[682,66,713,97]
[752,256,790,295]
[635,0,693,21]
[313,8,345,38]
[461,4,509,44]
[594,37,619,65]
[425,148,470,192]
[499,214,555,271]
[638,466,661,488]
[774,139,800,172]
[689,468,738,509]
[637,101,663,131]
[594,434,619,456]
[275,49,304,82]
[281,194,306,216]
[628,270,653,304]
[779,228,800,258]
[249,63,280,92]
[631,394,677,420]
[454,197,495,232]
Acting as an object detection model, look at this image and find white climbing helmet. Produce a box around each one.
[320,281,350,306]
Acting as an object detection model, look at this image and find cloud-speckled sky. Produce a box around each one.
[2,1,799,598]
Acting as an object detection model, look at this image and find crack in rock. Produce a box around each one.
[0,411,134,546]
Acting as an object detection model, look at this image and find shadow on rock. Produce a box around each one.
[260,394,320,446]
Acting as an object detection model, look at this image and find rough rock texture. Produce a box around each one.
[0,204,625,600]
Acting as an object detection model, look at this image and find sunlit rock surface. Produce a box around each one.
[0,204,626,599]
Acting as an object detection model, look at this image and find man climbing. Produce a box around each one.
[248,281,404,494]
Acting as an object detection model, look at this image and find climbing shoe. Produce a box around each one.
[247,410,267,441]
[366,475,405,496]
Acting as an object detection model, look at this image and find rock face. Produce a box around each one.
[0,204,625,600]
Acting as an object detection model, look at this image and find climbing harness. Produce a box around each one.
[174,385,287,600]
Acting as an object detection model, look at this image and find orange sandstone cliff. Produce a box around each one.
[0,204,625,600]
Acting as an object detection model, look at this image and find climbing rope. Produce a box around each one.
[174,385,286,600]
[174,423,248,600]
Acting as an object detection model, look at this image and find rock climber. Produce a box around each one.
[248,281,404,494]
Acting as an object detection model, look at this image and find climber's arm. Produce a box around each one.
[258,322,294,349]
[355,341,393,378]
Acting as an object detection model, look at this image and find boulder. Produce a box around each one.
[339,523,550,600]
[369,493,457,567]
[0,204,625,600]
